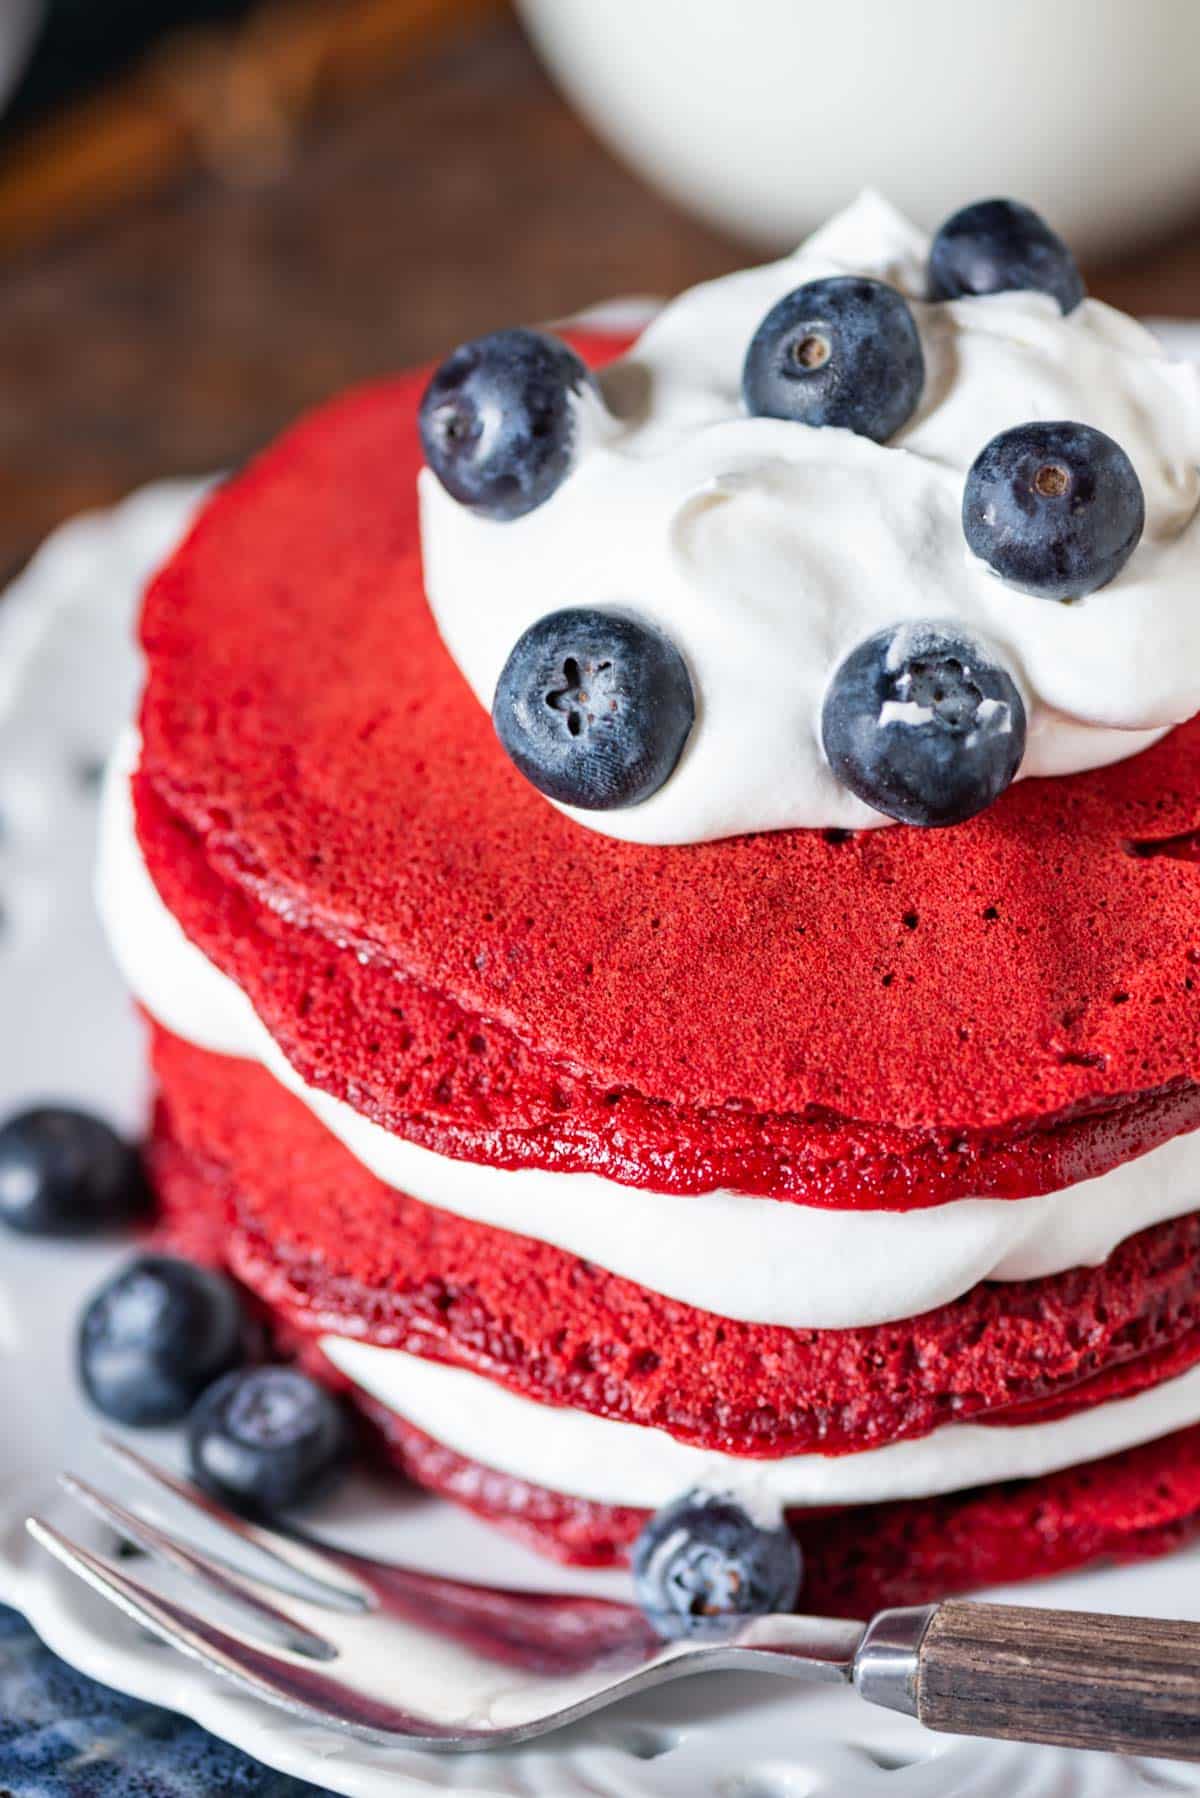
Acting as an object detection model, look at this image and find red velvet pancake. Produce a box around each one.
[133,331,1200,1218]
[134,772,1200,1211]
[146,1024,1200,1459]
[144,1068,1200,1618]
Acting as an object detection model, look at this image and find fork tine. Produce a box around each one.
[99,1435,369,1607]
[26,1516,464,1745]
[58,1474,335,1659]
[25,1517,335,1716]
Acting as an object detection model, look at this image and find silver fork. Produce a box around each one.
[26,1438,1200,1761]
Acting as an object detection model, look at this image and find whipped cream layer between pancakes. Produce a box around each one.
[101,732,1200,1338]
[420,192,1200,842]
[318,1338,1200,1509]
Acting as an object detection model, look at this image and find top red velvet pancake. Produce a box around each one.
[136,331,1200,1160]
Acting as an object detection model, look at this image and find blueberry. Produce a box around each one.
[821,622,1027,828]
[0,1106,146,1237]
[492,608,694,810]
[742,276,924,443]
[188,1367,349,1515]
[928,198,1085,314]
[632,1487,802,1641]
[419,328,594,520]
[78,1255,246,1427]
[963,420,1145,601]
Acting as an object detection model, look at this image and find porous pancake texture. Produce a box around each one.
[134,773,1200,1210]
[148,1025,1200,1459]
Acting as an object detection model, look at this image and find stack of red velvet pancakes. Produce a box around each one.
[100,199,1200,1620]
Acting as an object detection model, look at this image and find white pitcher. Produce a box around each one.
[519,0,1200,256]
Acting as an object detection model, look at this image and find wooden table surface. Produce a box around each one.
[5,12,1200,584]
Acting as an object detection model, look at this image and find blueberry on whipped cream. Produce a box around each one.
[742,275,925,443]
[419,192,1200,842]
[419,328,596,521]
[492,608,694,809]
[633,1485,802,1640]
[963,420,1146,601]
[821,622,1027,828]
[928,197,1085,315]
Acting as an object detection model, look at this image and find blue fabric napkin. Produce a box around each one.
[0,1604,333,1795]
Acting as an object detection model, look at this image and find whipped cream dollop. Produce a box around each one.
[419,191,1200,842]
[101,731,1200,1332]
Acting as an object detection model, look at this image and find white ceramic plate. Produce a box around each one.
[5,329,1200,1793]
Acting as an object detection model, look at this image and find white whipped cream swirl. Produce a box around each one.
[419,192,1200,842]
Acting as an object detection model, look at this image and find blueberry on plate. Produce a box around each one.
[0,1106,147,1236]
[419,327,594,521]
[742,276,925,444]
[821,621,1027,828]
[963,420,1145,600]
[188,1367,350,1515]
[493,607,694,810]
[78,1255,246,1427]
[928,198,1085,314]
[632,1486,802,1641]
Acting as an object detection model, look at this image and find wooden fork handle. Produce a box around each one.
[858,1600,1200,1761]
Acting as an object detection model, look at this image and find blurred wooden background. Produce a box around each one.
[3,0,1200,584]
